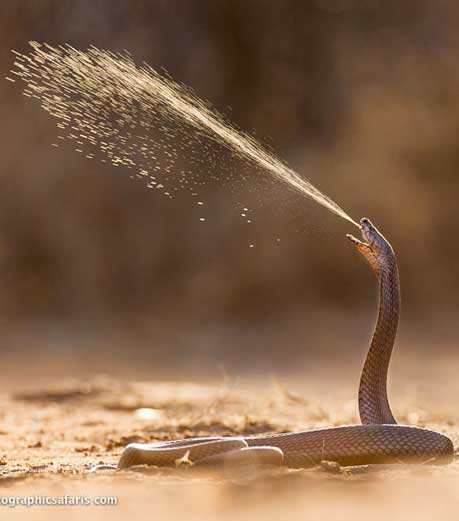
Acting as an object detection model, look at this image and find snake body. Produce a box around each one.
[117,218,453,469]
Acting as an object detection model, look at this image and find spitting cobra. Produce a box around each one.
[114,218,454,470]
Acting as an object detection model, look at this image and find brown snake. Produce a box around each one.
[112,218,454,470]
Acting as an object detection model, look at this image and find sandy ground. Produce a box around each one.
[0,371,458,521]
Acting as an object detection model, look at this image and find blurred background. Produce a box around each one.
[0,0,458,382]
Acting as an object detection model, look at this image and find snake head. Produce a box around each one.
[347,217,394,274]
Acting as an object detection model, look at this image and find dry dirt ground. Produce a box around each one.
[0,372,459,521]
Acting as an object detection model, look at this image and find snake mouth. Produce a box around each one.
[346,217,378,253]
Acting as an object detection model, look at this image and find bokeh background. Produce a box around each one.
[0,0,458,380]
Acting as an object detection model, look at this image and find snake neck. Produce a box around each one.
[358,253,400,425]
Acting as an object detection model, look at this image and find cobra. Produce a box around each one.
[114,218,454,469]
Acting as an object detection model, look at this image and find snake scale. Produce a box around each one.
[114,218,454,470]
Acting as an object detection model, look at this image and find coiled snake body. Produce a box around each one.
[116,218,453,469]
